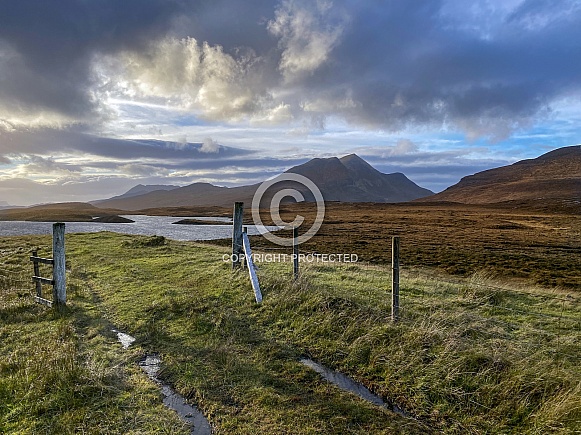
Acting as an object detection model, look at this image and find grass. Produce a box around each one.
[1,232,580,433]
[246,202,581,289]
[0,235,190,434]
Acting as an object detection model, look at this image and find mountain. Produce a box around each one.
[285,154,433,202]
[94,182,257,210]
[91,184,179,204]
[421,146,581,207]
[94,154,433,210]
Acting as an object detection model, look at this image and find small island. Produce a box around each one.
[172,218,231,225]
[92,215,135,223]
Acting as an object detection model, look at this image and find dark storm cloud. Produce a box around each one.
[2,0,581,138]
[0,129,253,161]
[0,0,187,120]
[173,0,276,53]
[291,0,581,138]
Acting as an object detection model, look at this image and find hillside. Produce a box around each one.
[0,202,128,222]
[94,154,433,210]
[92,184,179,204]
[423,146,581,208]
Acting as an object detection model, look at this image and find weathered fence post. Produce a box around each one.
[242,231,263,303]
[293,226,299,281]
[391,236,400,322]
[232,202,244,270]
[52,223,66,307]
[31,249,42,299]
[242,226,248,269]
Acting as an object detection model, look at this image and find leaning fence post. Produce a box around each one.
[293,226,299,281]
[242,231,262,303]
[52,223,66,307]
[391,236,400,322]
[232,202,244,270]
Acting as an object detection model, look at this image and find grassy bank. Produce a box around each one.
[1,232,580,433]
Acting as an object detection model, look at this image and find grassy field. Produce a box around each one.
[248,202,581,289]
[1,231,579,433]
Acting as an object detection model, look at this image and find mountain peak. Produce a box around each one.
[285,154,432,202]
[339,153,365,162]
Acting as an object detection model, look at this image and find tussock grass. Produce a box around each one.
[1,232,580,433]
[257,261,580,433]
[0,234,189,434]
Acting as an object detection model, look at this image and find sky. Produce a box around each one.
[1,0,580,206]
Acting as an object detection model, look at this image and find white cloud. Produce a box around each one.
[391,139,419,156]
[268,0,348,80]
[250,103,294,126]
[109,37,267,122]
[200,137,220,153]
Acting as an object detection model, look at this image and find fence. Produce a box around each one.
[230,202,400,318]
[30,222,66,308]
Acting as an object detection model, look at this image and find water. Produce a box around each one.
[112,329,136,349]
[0,215,276,241]
[300,358,412,418]
[113,330,212,434]
[139,354,213,435]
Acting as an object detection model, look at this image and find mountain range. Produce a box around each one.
[3,147,578,216]
[93,154,433,210]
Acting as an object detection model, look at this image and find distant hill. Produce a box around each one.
[94,154,433,210]
[422,146,581,209]
[0,202,127,221]
[91,184,179,204]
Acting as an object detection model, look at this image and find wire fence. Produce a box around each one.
[241,229,580,363]
[2,229,579,363]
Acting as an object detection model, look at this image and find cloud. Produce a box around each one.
[0,0,186,128]
[0,128,253,162]
[113,36,269,122]
[1,0,581,141]
[200,137,220,153]
[268,0,348,80]
[118,163,167,177]
[19,155,82,176]
[390,139,420,156]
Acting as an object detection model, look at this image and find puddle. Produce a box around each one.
[113,330,212,434]
[112,329,136,349]
[139,354,212,435]
[300,358,412,418]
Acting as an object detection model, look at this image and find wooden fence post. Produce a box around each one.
[293,226,299,281]
[232,202,244,270]
[31,249,42,298]
[242,226,248,269]
[391,236,400,322]
[242,232,263,303]
[52,223,66,307]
